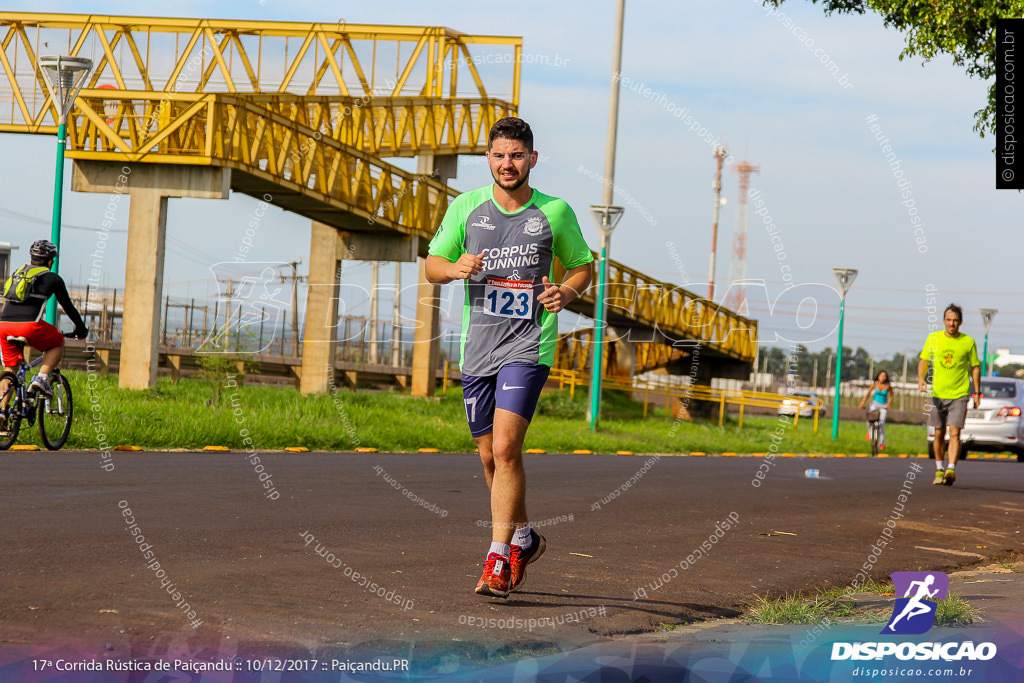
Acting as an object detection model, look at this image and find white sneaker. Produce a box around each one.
[29,374,53,398]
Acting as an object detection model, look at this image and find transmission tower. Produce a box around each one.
[723,160,760,313]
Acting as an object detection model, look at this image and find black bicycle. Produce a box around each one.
[0,335,74,450]
[865,408,882,456]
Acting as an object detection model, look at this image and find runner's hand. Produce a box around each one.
[537,276,565,313]
[450,252,484,280]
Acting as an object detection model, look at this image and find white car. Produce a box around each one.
[777,391,827,419]
[927,378,1024,461]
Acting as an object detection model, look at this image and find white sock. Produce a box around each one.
[35,372,48,380]
[936,460,946,471]
[488,541,510,558]
[512,524,533,550]
[947,462,956,471]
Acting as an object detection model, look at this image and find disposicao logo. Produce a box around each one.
[831,571,997,663]
[883,571,948,635]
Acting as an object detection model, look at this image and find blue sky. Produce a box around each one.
[1,1,1018,360]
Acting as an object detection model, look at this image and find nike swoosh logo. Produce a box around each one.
[502,383,525,390]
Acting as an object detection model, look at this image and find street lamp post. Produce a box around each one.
[38,55,93,324]
[588,206,624,430]
[831,268,858,440]
[979,308,998,377]
[587,0,626,431]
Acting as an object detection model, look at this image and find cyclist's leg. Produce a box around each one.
[0,324,25,410]
[866,401,880,441]
[869,401,887,444]
[0,371,12,411]
[39,345,63,374]
[22,322,64,374]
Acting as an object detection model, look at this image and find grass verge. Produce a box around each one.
[746,581,979,627]
[4,371,960,453]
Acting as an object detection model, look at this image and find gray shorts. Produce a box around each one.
[928,396,969,429]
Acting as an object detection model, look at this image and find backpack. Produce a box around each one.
[2,265,49,303]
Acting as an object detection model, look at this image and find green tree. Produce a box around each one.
[763,346,791,380]
[766,0,1024,137]
[996,362,1024,378]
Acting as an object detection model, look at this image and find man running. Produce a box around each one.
[917,304,980,486]
[0,240,88,409]
[425,117,593,598]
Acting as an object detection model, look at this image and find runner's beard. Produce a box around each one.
[492,167,530,192]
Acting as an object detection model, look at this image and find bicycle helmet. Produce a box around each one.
[29,240,58,259]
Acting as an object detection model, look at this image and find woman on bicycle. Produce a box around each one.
[858,370,894,450]
[0,240,87,412]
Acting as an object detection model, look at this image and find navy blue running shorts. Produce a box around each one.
[460,363,551,437]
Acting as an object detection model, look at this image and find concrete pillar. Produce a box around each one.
[607,326,634,377]
[300,221,343,395]
[300,226,419,394]
[411,261,443,397]
[123,192,168,389]
[410,154,457,397]
[71,161,229,390]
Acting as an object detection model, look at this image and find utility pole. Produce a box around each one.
[370,261,380,364]
[901,348,909,411]
[824,347,833,397]
[708,145,727,300]
[279,260,305,356]
[392,262,402,366]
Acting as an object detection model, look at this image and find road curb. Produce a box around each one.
[28,448,1020,460]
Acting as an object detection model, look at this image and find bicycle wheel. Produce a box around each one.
[38,372,73,450]
[870,423,880,456]
[0,371,22,450]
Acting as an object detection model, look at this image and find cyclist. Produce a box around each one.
[858,369,893,450]
[0,240,88,413]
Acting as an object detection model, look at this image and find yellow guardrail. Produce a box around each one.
[547,368,823,432]
[440,360,823,430]
[442,362,822,432]
[553,263,758,365]
[0,13,521,103]
[61,91,459,237]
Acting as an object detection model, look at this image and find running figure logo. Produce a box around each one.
[882,571,949,635]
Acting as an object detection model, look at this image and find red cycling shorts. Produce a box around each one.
[0,321,64,367]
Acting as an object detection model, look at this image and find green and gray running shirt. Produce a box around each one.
[428,185,594,376]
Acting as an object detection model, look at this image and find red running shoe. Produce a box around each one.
[474,552,511,598]
[510,529,547,592]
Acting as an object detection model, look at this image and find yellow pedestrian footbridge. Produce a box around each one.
[0,12,756,393]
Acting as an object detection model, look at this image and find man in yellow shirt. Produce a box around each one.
[917,304,980,486]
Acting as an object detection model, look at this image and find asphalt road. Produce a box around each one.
[0,451,1021,669]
